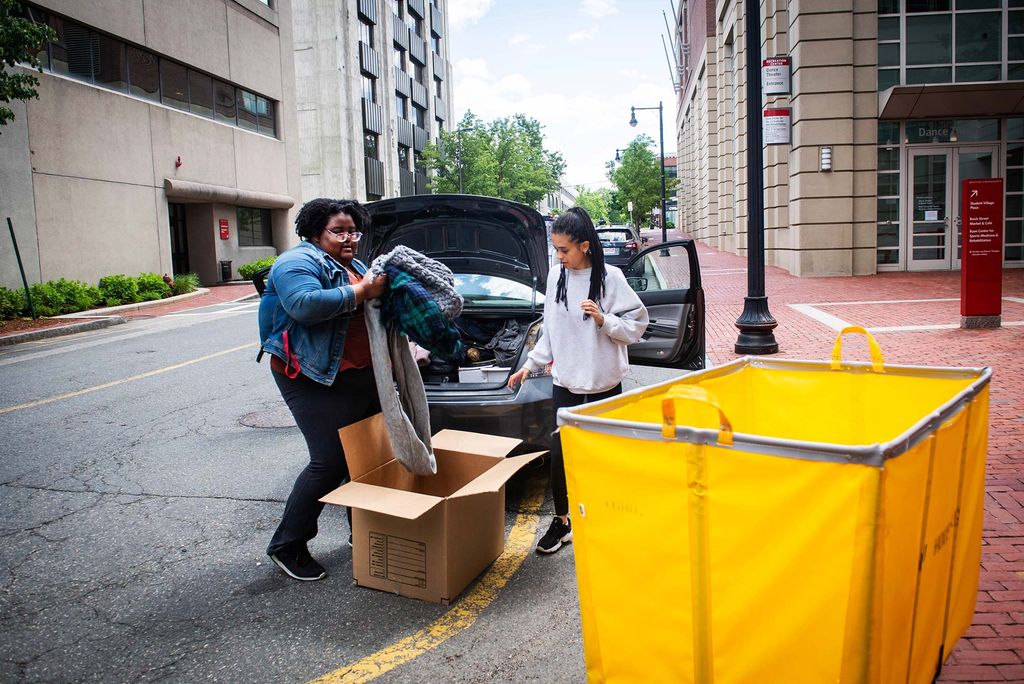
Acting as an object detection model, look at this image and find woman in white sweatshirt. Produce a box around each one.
[508,207,649,554]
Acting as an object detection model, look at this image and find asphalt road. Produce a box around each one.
[0,302,682,683]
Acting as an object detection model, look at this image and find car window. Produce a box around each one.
[622,244,692,293]
[598,230,633,243]
[454,274,538,308]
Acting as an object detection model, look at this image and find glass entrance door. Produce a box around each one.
[168,203,189,275]
[953,146,998,269]
[908,150,952,271]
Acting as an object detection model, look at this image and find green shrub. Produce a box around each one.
[170,272,200,296]
[136,272,171,301]
[0,287,26,320]
[98,274,139,306]
[238,255,278,281]
[27,279,102,316]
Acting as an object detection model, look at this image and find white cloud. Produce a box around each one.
[455,57,491,80]
[508,33,530,46]
[568,27,598,42]
[448,0,494,29]
[582,0,618,19]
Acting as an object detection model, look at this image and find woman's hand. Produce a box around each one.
[358,273,388,301]
[581,300,605,326]
[507,368,530,389]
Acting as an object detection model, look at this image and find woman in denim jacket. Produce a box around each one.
[258,198,387,581]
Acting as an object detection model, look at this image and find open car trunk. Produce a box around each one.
[419,311,540,387]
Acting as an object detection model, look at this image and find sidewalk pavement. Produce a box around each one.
[0,282,257,346]
[671,230,1023,682]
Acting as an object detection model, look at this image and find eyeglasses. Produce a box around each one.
[327,230,363,241]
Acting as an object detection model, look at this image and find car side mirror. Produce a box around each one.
[626,276,649,292]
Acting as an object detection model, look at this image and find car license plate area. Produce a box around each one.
[603,247,618,256]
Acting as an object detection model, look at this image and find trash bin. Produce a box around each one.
[558,327,990,684]
[219,260,232,282]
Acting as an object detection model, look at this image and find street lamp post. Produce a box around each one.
[629,102,667,247]
[733,0,779,354]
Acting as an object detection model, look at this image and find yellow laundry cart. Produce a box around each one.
[558,328,990,684]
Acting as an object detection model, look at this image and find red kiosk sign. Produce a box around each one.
[219,218,230,240]
[960,178,1003,320]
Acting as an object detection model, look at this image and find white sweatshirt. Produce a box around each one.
[524,264,649,394]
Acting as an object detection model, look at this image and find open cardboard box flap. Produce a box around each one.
[339,413,397,480]
[431,428,522,458]
[320,481,443,520]
[452,452,544,498]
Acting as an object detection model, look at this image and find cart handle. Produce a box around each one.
[831,325,885,372]
[662,385,734,446]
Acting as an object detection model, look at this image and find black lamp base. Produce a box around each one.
[734,296,779,354]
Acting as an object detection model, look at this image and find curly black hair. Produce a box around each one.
[294,198,371,240]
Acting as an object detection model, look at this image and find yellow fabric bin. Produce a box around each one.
[558,328,990,684]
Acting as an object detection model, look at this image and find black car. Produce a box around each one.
[360,195,704,450]
[596,225,643,267]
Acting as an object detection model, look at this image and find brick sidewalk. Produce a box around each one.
[679,233,1024,681]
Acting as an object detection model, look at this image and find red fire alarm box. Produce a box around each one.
[219,218,230,240]
[961,178,1004,327]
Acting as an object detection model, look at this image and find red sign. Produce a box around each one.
[961,178,1003,316]
[219,218,230,240]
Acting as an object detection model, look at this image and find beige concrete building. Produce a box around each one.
[293,0,453,202]
[675,0,1024,276]
[0,0,301,288]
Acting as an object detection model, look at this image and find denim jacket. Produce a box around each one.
[257,240,368,385]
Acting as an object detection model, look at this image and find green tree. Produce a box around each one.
[607,135,678,227]
[422,111,565,206]
[574,185,610,224]
[0,0,55,129]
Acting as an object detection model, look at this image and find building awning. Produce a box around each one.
[163,179,295,209]
[878,82,1024,120]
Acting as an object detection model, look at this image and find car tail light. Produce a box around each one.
[625,241,638,250]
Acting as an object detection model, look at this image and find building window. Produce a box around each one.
[27,6,278,137]
[413,62,425,84]
[1005,119,1024,263]
[408,15,423,37]
[434,76,443,97]
[395,93,408,119]
[876,122,901,267]
[413,104,426,128]
[398,144,410,169]
[365,132,379,159]
[431,33,441,54]
[393,0,404,18]
[359,18,375,49]
[237,208,273,247]
[362,75,377,103]
[394,45,406,71]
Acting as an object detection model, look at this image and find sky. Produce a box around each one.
[446,0,679,191]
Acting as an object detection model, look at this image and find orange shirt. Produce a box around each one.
[339,267,372,371]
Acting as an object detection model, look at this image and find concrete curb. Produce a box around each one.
[0,316,127,347]
[55,288,212,318]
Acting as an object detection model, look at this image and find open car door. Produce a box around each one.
[622,239,705,370]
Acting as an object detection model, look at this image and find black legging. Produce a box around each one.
[550,383,622,517]
[267,366,380,555]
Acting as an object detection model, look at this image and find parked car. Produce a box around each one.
[360,195,706,450]
[596,225,642,267]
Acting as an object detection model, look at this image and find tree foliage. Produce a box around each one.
[0,0,54,129]
[607,135,678,227]
[422,111,565,207]
[574,185,612,224]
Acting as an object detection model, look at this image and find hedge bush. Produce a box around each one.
[238,255,277,281]
[136,272,171,302]
[0,287,26,320]
[98,274,139,306]
[28,279,102,317]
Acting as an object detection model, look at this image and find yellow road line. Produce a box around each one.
[0,343,257,415]
[310,473,547,684]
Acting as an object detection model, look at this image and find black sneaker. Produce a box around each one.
[536,516,572,554]
[269,546,326,581]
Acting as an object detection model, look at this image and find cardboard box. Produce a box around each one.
[320,413,543,604]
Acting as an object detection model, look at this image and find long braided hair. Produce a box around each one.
[552,207,606,316]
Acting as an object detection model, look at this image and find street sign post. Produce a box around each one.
[961,178,1004,328]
